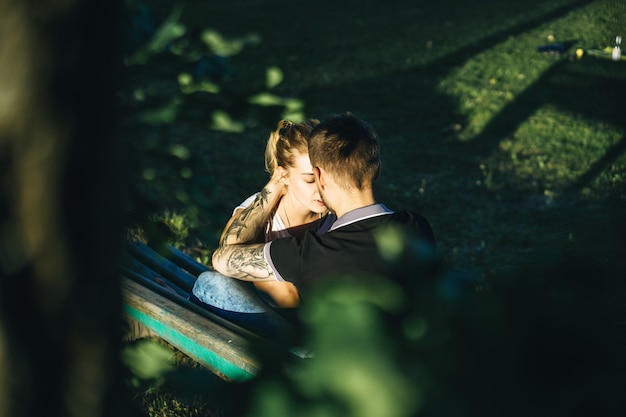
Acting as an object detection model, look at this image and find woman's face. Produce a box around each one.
[284,151,328,214]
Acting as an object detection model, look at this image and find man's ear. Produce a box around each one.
[314,167,326,189]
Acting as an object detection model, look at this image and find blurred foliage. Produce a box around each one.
[118,0,308,254]
[117,0,626,416]
[230,222,626,417]
[122,339,176,390]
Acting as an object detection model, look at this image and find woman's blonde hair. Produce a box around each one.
[264,118,320,175]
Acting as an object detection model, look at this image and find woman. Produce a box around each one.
[190,119,335,336]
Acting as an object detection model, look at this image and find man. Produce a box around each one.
[211,113,435,300]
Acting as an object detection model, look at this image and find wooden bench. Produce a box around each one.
[120,241,303,382]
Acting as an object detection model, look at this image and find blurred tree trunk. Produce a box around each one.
[0,1,134,416]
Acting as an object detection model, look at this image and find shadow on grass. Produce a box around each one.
[570,136,626,191]
[300,0,602,175]
[464,56,626,172]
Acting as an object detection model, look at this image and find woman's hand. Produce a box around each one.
[266,166,288,198]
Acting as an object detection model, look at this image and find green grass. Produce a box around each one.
[119,0,626,414]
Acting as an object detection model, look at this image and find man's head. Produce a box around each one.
[308,113,381,192]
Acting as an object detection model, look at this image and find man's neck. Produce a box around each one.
[333,189,376,218]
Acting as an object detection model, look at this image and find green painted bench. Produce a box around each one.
[121,241,305,382]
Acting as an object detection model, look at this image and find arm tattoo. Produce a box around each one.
[221,187,274,246]
[225,246,275,281]
[257,186,271,205]
[213,186,280,281]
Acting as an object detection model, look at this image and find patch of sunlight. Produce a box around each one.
[142,168,157,181]
[179,167,193,179]
[200,29,261,57]
[373,224,405,261]
[149,19,185,53]
[248,92,283,106]
[282,110,306,123]
[194,80,220,94]
[137,96,182,124]
[178,72,192,86]
[168,144,190,160]
[163,211,189,237]
[485,105,625,194]
[133,88,145,102]
[248,93,305,121]
[168,37,200,60]
[277,97,300,111]
[121,339,174,387]
[282,98,305,121]
[126,4,186,65]
[266,66,283,89]
[210,110,245,132]
[178,72,220,94]
[438,31,557,142]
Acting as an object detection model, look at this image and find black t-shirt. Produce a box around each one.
[265,204,435,297]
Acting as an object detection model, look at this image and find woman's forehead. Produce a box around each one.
[291,152,313,172]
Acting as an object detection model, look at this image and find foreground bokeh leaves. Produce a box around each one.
[231,219,626,417]
[122,339,175,389]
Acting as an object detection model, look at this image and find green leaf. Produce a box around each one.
[168,144,190,160]
[121,339,175,381]
[210,110,245,132]
[147,4,186,53]
[373,224,406,261]
[248,92,284,106]
[136,97,182,125]
[200,29,254,56]
[266,66,283,89]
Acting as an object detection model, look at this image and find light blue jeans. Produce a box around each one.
[192,270,272,312]
[190,270,296,339]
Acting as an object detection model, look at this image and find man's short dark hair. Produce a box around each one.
[308,112,381,190]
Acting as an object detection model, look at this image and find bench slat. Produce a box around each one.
[122,278,260,381]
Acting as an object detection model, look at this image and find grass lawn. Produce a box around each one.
[118,0,626,415]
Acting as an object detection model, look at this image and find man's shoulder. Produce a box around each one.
[332,209,435,246]
[389,210,436,246]
[391,209,430,223]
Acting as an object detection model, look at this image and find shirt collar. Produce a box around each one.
[330,203,394,231]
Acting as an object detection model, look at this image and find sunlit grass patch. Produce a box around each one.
[487,106,625,194]
[439,33,563,141]
[437,0,625,144]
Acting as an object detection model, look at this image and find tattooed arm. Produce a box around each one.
[218,171,285,246]
[212,243,276,281]
[212,171,285,281]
